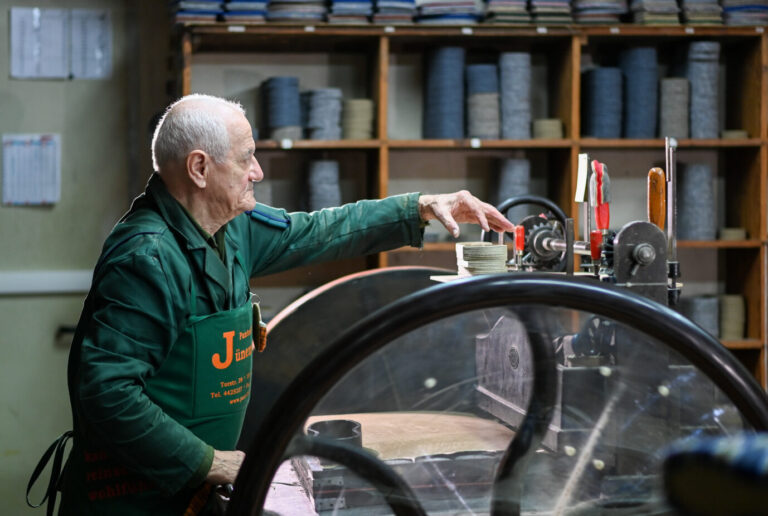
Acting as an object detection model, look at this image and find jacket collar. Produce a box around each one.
[145,173,236,294]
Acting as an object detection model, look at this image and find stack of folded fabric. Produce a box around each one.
[328,0,374,23]
[263,76,303,140]
[373,0,416,23]
[629,0,679,23]
[307,160,342,211]
[680,0,722,23]
[303,88,343,140]
[484,0,531,23]
[416,0,480,24]
[266,0,327,21]
[722,0,768,24]
[581,67,622,138]
[222,0,267,21]
[499,52,531,140]
[423,47,465,139]
[342,99,375,139]
[620,46,658,138]
[171,0,225,23]
[465,64,500,140]
[529,0,573,24]
[572,0,628,23]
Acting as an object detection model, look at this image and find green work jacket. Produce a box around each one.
[60,173,424,514]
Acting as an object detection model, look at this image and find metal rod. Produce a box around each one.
[665,137,678,262]
[542,238,591,255]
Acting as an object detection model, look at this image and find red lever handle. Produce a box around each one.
[590,160,611,231]
[590,229,602,261]
[515,225,525,252]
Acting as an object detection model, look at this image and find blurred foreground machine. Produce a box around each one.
[231,140,768,515]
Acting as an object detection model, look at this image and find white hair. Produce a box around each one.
[151,94,246,171]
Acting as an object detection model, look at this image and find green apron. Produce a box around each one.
[33,253,257,515]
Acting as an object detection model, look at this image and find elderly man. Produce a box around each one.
[45,94,514,514]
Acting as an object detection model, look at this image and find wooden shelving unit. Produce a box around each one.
[176,23,767,387]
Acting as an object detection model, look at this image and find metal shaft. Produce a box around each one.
[665,137,678,262]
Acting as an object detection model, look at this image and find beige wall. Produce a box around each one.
[0,1,168,512]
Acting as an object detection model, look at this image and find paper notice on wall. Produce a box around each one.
[10,7,69,79]
[2,134,62,205]
[70,9,113,79]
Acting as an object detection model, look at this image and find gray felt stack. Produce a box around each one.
[659,78,689,138]
[678,163,716,240]
[423,47,465,139]
[620,47,658,139]
[687,41,720,139]
[499,52,532,140]
[307,160,342,211]
[680,295,720,337]
[304,88,343,140]
[466,64,500,139]
[497,158,531,223]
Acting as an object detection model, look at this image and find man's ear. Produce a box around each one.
[187,150,208,188]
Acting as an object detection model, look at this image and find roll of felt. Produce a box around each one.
[263,76,301,130]
[423,46,466,139]
[719,294,745,340]
[677,163,716,240]
[497,158,531,223]
[660,78,689,138]
[308,160,342,211]
[342,98,375,139]
[467,92,500,139]
[679,295,719,337]
[466,64,499,95]
[687,41,720,139]
[305,88,343,141]
[582,67,622,138]
[270,126,303,140]
[499,52,532,140]
[533,118,563,139]
[620,47,658,138]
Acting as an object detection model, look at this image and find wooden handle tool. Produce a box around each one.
[647,167,666,230]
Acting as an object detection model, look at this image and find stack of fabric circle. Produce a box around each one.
[719,294,745,340]
[499,52,531,140]
[484,0,531,22]
[307,160,342,211]
[620,47,658,139]
[342,99,375,139]
[373,0,416,22]
[263,76,302,140]
[679,295,719,337]
[680,0,722,23]
[687,41,720,139]
[266,0,327,21]
[529,0,573,24]
[466,64,500,140]
[678,163,716,240]
[423,47,465,139]
[629,0,679,23]
[304,88,343,140]
[172,1,225,22]
[327,0,374,23]
[572,0,628,23]
[456,242,508,276]
[722,0,768,25]
[659,78,689,138]
[416,0,479,23]
[221,0,268,21]
[533,119,563,139]
[496,158,531,224]
[581,67,622,138]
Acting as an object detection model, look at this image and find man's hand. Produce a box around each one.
[206,449,245,485]
[418,190,516,238]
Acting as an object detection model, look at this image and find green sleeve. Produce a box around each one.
[243,193,424,276]
[76,252,210,494]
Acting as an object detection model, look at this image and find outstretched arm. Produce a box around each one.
[418,190,515,238]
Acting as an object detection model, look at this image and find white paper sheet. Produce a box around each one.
[10,7,69,79]
[70,9,113,79]
[2,134,62,205]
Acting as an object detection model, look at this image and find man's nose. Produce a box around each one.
[250,156,264,182]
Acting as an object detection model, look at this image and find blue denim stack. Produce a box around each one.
[687,41,720,139]
[423,47,465,139]
[499,52,531,140]
[581,67,622,138]
[263,76,302,140]
[620,47,658,139]
[466,64,500,139]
